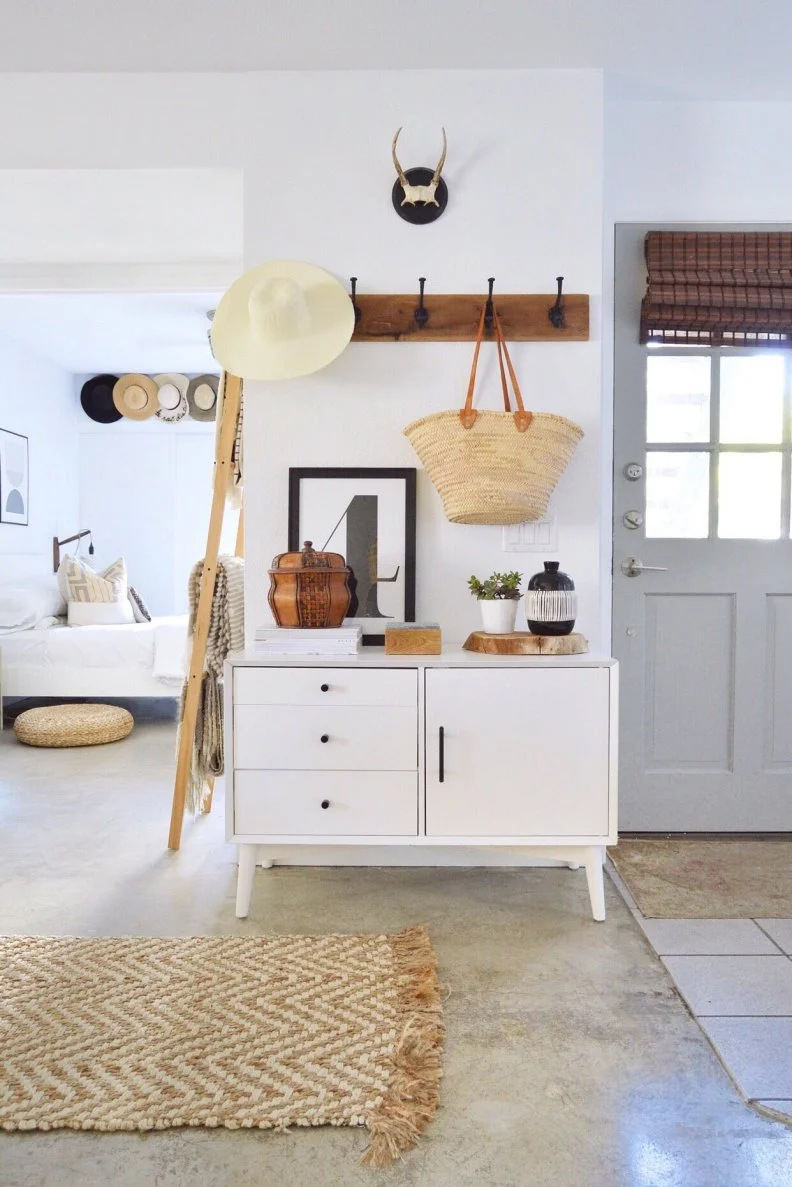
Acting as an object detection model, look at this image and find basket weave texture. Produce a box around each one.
[14,704,134,748]
[404,305,583,525]
[405,408,583,524]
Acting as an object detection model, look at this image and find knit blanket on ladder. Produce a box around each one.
[180,555,245,813]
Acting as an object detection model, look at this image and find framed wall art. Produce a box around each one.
[0,429,29,526]
[288,467,416,645]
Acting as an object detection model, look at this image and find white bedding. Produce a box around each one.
[0,615,188,692]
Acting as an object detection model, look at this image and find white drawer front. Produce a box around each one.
[234,771,418,836]
[234,666,417,708]
[233,705,417,770]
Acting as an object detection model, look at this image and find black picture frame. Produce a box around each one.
[288,467,417,646]
[0,429,29,527]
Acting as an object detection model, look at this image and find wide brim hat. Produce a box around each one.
[113,374,160,421]
[210,260,355,381]
[80,374,123,424]
[154,373,189,423]
[186,373,219,421]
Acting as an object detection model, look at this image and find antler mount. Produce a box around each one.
[390,127,449,225]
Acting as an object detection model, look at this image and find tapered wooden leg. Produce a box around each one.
[168,372,243,851]
[584,846,606,922]
[236,844,260,918]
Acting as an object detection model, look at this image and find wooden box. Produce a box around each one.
[384,623,442,655]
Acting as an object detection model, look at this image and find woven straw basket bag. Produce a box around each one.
[404,306,583,525]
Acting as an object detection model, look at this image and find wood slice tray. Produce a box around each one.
[463,631,589,655]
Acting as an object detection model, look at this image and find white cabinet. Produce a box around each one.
[226,651,618,923]
[425,668,610,837]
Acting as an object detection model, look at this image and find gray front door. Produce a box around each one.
[614,224,792,831]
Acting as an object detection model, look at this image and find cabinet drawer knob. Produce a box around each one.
[321,799,330,810]
[320,683,329,692]
[320,734,330,743]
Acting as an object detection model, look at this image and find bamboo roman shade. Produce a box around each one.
[640,231,792,347]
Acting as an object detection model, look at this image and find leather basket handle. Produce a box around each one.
[459,303,533,432]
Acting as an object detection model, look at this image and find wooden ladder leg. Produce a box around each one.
[200,505,245,817]
[168,373,243,850]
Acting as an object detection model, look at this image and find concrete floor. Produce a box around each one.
[1,702,792,1187]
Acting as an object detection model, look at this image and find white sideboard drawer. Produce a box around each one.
[234,705,417,770]
[234,667,417,708]
[234,771,418,836]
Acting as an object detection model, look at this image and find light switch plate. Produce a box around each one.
[502,518,558,552]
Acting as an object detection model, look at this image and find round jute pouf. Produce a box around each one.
[13,704,134,748]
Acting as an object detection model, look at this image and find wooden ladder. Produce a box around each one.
[167,371,243,850]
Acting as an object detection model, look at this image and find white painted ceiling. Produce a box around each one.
[0,293,221,374]
[1,0,791,100]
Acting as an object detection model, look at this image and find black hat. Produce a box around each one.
[80,374,123,424]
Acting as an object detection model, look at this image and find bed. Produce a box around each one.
[0,554,187,707]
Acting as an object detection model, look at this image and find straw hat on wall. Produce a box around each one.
[113,374,160,420]
[186,374,219,421]
[154,374,189,423]
[210,260,355,380]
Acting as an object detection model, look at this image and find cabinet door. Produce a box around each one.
[425,668,610,837]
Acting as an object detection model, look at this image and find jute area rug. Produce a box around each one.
[0,928,443,1167]
[609,839,792,919]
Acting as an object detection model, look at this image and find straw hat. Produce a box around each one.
[113,374,160,420]
[186,374,219,422]
[80,374,122,424]
[210,260,355,380]
[154,374,189,423]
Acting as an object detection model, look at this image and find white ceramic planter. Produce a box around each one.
[479,598,519,634]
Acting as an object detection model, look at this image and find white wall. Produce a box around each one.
[243,69,605,645]
[0,70,605,646]
[0,332,80,575]
[77,394,237,615]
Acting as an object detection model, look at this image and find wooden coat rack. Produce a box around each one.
[348,278,589,343]
[168,371,243,851]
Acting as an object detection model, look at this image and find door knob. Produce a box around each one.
[620,556,669,578]
[320,734,329,743]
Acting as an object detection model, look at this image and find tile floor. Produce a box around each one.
[607,862,792,1121]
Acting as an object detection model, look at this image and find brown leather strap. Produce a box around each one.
[494,311,532,432]
[460,305,487,428]
[460,303,533,432]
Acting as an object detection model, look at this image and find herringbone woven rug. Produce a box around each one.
[0,929,443,1166]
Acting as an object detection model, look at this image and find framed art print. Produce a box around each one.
[288,467,416,645]
[0,430,29,526]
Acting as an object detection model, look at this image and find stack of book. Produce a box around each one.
[253,626,362,656]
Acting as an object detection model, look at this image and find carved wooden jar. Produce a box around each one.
[268,540,352,628]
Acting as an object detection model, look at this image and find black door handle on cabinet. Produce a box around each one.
[439,726,445,783]
[321,800,330,809]
[320,684,329,692]
[320,734,329,743]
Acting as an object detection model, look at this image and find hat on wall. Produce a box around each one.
[209,260,355,381]
[80,374,123,424]
[186,374,219,422]
[113,374,160,420]
[154,373,189,423]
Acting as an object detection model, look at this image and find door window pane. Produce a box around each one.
[718,452,782,539]
[720,355,784,443]
[647,356,711,443]
[646,452,710,538]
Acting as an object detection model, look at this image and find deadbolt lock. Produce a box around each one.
[623,462,643,481]
[623,510,643,530]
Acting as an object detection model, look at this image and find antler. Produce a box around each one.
[391,128,407,184]
[432,127,447,184]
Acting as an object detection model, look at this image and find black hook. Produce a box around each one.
[349,277,361,324]
[548,275,565,329]
[414,277,429,329]
[484,277,496,332]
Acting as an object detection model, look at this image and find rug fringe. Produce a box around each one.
[360,927,445,1168]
